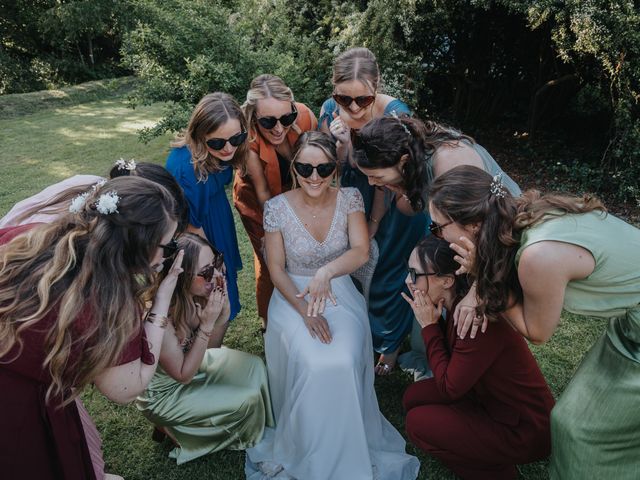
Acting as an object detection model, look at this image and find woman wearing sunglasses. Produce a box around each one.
[234,74,317,331]
[136,233,273,464]
[352,116,520,377]
[319,47,429,377]
[0,176,184,480]
[429,166,640,479]
[167,92,248,345]
[246,131,419,480]
[401,235,554,479]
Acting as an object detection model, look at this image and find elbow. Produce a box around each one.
[528,333,551,346]
[354,246,370,269]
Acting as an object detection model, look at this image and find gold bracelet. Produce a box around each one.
[145,312,169,329]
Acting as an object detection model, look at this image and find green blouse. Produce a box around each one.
[516,211,640,363]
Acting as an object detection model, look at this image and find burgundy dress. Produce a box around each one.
[403,301,555,480]
[0,224,154,480]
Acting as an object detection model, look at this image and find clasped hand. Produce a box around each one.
[296,267,337,317]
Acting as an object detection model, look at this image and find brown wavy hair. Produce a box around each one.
[428,165,606,320]
[332,47,380,92]
[0,176,177,405]
[172,92,248,181]
[354,116,474,211]
[158,233,222,338]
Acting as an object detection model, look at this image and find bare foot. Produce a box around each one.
[375,349,399,376]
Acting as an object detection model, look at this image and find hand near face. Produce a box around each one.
[449,236,477,275]
[196,277,227,329]
[401,289,443,328]
[329,112,350,145]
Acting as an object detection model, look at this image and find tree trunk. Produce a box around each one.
[87,35,94,68]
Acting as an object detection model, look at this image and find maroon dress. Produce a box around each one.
[0,224,154,480]
[403,301,555,480]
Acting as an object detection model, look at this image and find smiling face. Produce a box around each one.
[150,218,178,272]
[358,162,405,187]
[333,79,376,122]
[294,145,336,198]
[204,118,243,162]
[255,97,295,146]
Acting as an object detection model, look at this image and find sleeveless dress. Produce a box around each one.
[399,143,521,379]
[319,98,429,358]
[136,336,274,465]
[166,146,242,320]
[515,211,640,479]
[245,187,420,480]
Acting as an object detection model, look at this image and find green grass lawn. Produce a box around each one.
[0,95,608,480]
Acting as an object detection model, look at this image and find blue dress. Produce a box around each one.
[166,146,242,320]
[319,99,429,355]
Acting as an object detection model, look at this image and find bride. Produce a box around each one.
[245,131,419,480]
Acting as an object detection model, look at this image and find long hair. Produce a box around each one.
[0,176,177,405]
[428,165,606,320]
[289,131,339,188]
[354,116,475,212]
[172,92,248,181]
[242,74,301,144]
[415,235,470,298]
[110,162,189,231]
[332,47,380,92]
[158,233,222,339]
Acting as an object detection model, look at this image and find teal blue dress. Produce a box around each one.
[319,98,429,356]
[166,146,242,319]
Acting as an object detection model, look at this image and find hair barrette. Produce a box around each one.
[490,173,507,199]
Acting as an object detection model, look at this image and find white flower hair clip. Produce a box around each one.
[490,172,507,199]
[92,179,107,191]
[115,158,136,171]
[69,192,90,214]
[390,110,411,137]
[95,191,120,215]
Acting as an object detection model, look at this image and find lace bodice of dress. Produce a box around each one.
[263,187,365,276]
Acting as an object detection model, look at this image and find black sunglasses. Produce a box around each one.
[293,162,337,179]
[333,93,376,109]
[159,238,178,259]
[408,267,438,284]
[196,249,225,282]
[206,131,248,151]
[257,104,298,130]
[429,220,454,239]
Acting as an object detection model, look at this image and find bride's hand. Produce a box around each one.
[302,313,332,344]
[296,267,337,317]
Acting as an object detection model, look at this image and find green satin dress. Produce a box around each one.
[515,210,640,479]
[136,345,274,465]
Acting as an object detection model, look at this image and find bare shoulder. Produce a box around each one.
[432,142,484,176]
[519,240,595,282]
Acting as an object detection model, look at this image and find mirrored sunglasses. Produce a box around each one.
[293,162,337,179]
[256,104,298,130]
[205,131,248,151]
[332,93,376,109]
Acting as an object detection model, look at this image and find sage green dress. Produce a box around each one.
[136,344,274,465]
[515,210,640,479]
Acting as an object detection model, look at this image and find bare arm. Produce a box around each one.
[503,241,595,344]
[431,142,485,178]
[94,251,185,403]
[158,285,228,384]
[245,149,272,207]
[368,188,387,238]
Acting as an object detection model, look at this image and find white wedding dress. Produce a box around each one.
[245,187,420,480]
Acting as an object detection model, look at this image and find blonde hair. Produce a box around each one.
[0,177,177,405]
[172,92,248,181]
[332,47,380,92]
[242,74,301,143]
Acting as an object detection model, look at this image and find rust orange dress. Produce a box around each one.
[233,102,317,319]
